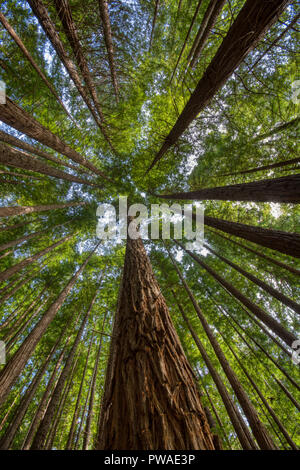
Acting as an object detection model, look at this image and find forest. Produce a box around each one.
[0,0,299,451]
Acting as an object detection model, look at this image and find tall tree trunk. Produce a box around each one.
[0,220,32,232]
[31,290,98,449]
[206,228,300,277]
[83,312,107,449]
[203,243,300,314]
[148,0,160,51]
[253,117,300,142]
[0,328,64,449]
[171,290,257,450]
[0,233,73,283]
[0,97,109,178]
[203,215,300,258]
[0,201,85,218]
[147,0,290,170]
[96,234,215,450]
[176,241,296,347]
[169,0,204,84]
[65,334,95,450]
[169,251,277,449]
[26,0,115,151]
[0,129,85,173]
[0,243,99,406]
[188,0,226,68]
[157,174,300,203]
[0,12,77,125]
[221,157,300,177]
[0,142,100,187]
[53,0,106,119]
[98,0,119,99]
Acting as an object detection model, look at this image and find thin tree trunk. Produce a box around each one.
[96,234,215,450]
[31,290,98,449]
[98,0,119,99]
[206,228,300,277]
[203,243,300,315]
[147,0,290,170]
[53,0,106,118]
[169,0,204,84]
[157,174,300,203]
[83,312,107,449]
[0,233,73,283]
[176,241,296,347]
[0,220,32,232]
[148,0,160,51]
[0,142,100,187]
[0,12,77,126]
[0,243,99,406]
[0,201,86,218]
[188,0,226,68]
[26,0,114,151]
[220,157,300,177]
[65,334,95,450]
[0,97,110,178]
[0,129,86,174]
[171,290,257,450]
[168,251,277,449]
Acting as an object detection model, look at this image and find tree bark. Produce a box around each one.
[157,174,300,203]
[96,234,215,450]
[203,243,300,315]
[148,0,290,170]
[0,201,85,218]
[0,243,99,406]
[176,241,297,347]
[99,0,119,99]
[169,252,277,449]
[0,142,100,187]
[0,97,109,178]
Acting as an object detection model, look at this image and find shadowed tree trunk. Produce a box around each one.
[53,0,105,120]
[0,12,76,125]
[171,290,257,450]
[149,0,160,51]
[0,233,73,283]
[96,233,215,450]
[0,201,86,218]
[175,241,297,347]
[0,97,109,178]
[220,157,300,177]
[168,251,277,449]
[147,0,290,170]
[0,142,100,187]
[99,0,119,99]
[156,174,300,203]
[203,243,300,314]
[0,243,99,406]
[0,129,85,173]
[206,228,300,277]
[31,290,98,449]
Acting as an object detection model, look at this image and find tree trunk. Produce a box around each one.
[148,0,290,170]
[157,174,300,203]
[65,334,95,450]
[206,228,300,277]
[0,243,99,406]
[30,290,98,449]
[0,12,77,125]
[96,234,215,450]
[98,0,119,99]
[0,97,109,178]
[0,142,100,187]
[0,129,85,173]
[203,243,300,315]
[221,157,300,177]
[172,290,257,450]
[188,0,226,68]
[0,201,85,218]
[0,233,73,283]
[53,0,105,119]
[148,0,160,51]
[83,312,107,449]
[203,215,300,258]
[27,0,114,151]
[169,252,277,449]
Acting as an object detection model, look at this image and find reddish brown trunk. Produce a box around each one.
[99,0,119,99]
[0,201,85,218]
